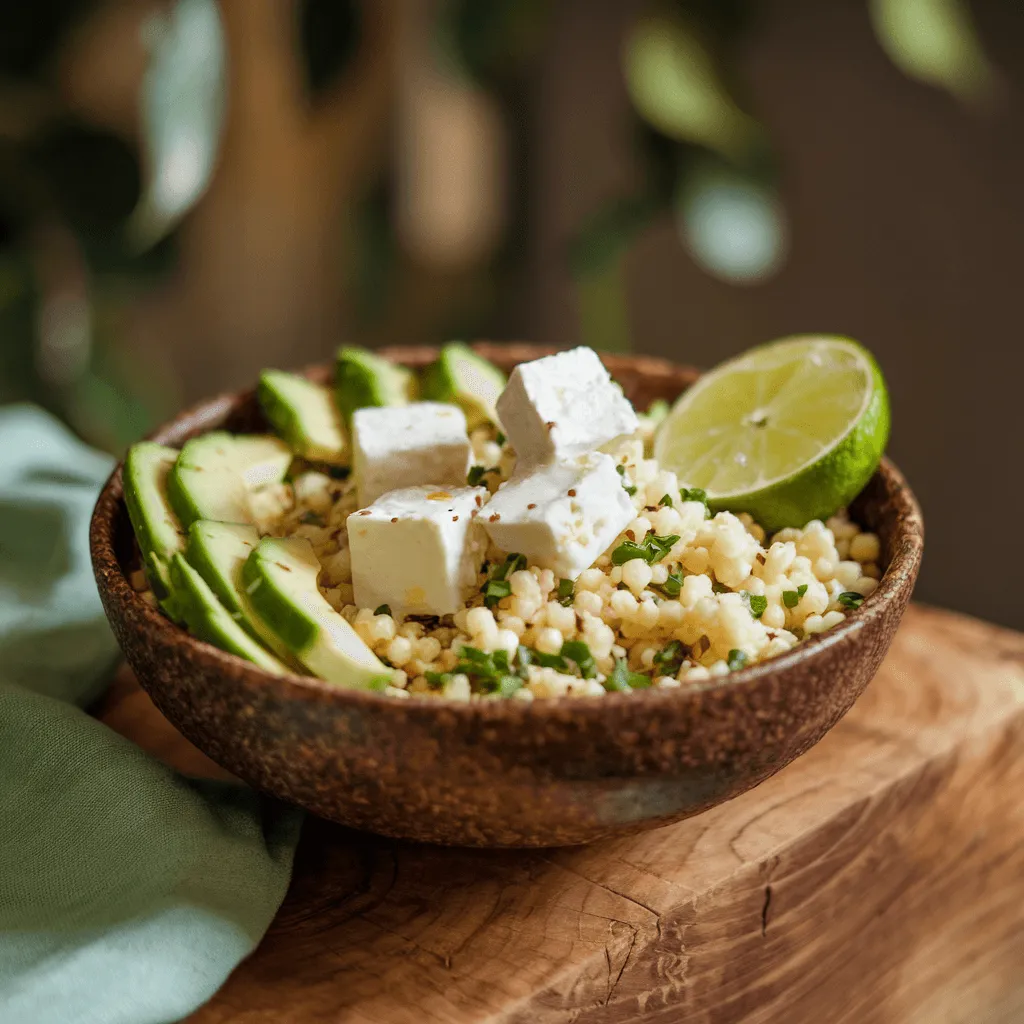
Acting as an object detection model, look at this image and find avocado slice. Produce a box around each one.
[258,370,348,465]
[168,554,288,674]
[242,536,393,690]
[123,441,186,610]
[167,432,293,528]
[335,346,416,419]
[185,520,302,669]
[421,342,506,430]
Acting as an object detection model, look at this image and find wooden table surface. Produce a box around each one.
[96,605,1024,1024]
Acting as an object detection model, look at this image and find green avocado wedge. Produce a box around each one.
[123,441,186,613]
[168,554,287,674]
[335,346,416,419]
[258,370,348,465]
[242,536,394,690]
[167,432,293,528]
[185,520,304,670]
[421,342,506,430]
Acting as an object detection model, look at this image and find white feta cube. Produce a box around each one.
[495,347,639,467]
[480,452,633,579]
[352,402,471,506]
[347,485,488,616]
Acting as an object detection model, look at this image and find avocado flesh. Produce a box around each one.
[421,342,506,430]
[258,370,348,465]
[185,520,305,670]
[167,432,293,528]
[335,346,417,420]
[123,441,186,615]
[169,554,287,674]
[242,536,393,690]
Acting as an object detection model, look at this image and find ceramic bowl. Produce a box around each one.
[90,344,924,847]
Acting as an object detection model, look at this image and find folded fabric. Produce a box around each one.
[0,405,302,1024]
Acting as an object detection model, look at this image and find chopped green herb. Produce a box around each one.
[611,534,680,566]
[560,640,597,679]
[299,510,325,526]
[616,464,626,476]
[483,579,512,605]
[424,671,451,688]
[467,464,501,486]
[712,581,731,595]
[496,431,506,446]
[838,591,865,610]
[727,649,749,671]
[482,553,527,606]
[680,486,712,518]
[652,639,685,676]
[654,571,685,598]
[453,645,521,693]
[745,594,768,619]
[557,578,575,606]
[659,493,673,507]
[625,485,638,496]
[529,648,569,671]
[604,659,652,692]
[373,604,391,616]
[783,583,809,608]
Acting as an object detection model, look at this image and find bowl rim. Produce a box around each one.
[90,344,924,721]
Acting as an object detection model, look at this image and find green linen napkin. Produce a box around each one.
[0,405,302,1024]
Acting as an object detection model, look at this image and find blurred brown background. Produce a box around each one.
[0,0,1021,628]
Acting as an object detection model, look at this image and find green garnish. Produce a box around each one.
[625,485,638,496]
[467,465,500,486]
[745,594,768,619]
[373,604,391,616]
[560,640,597,679]
[611,534,680,565]
[782,583,809,608]
[557,578,574,606]
[652,639,685,676]
[496,431,506,446]
[483,579,512,604]
[712,581,731,595]
[727,649,749,671]
[424,671,451,688]
[659,493,673,507]
[654,571,685,598]
[615,463,638,496]
[604,659,652,692]
[482,552,527,606]
[680,486,712,519]
[519,644,568,672]
[839,591,865,610]
[616,464,626,476]
[455,645,521,694]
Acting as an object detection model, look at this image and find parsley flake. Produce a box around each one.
[560,640,597,679]
[654,571,685,599]
[611,534,680,565]
[652,639,685,676]
[727,649,749,671]
[557,578,575,606]
[373,604,391,616]
[604,659,652,692]
[745,593,768,619]
[782,584,809,608]
[839,591,865,610]
[659,493,673,507]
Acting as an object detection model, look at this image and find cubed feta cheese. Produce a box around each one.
[480,452,633,579]
[495,347,639,467]
[347,485,488,616]
[352,403,472,506]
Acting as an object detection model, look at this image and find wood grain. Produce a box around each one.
[96,605,1024,1023]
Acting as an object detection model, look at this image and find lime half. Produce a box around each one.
[654,335,890,532]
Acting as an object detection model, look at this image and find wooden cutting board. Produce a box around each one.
[95,605,1024,1023]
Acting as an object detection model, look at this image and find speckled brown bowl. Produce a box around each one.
[90,344,923,847]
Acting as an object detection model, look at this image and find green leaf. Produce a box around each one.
[745,593,768,619]
[373,604,391,616]
[611,534,680,566]
[557,578,574,606]
[604,659,652,692]
[727,649,748,671]
[659,493,673,507]
[129,0,227,247]
[560,640,597,679]
[654,571,685,599]
[838,591,865,610]
[652,639,685,676]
